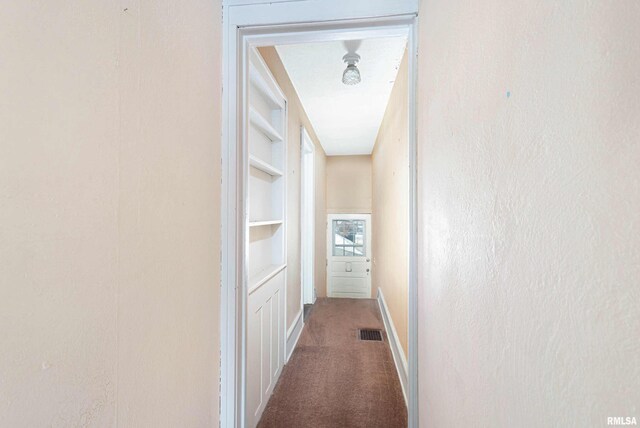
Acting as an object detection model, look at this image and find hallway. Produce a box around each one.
[258,299,407,428]
[2,1,639,426]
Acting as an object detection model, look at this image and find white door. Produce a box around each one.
[327,214,372,298]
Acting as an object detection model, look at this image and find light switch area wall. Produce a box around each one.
[326,155,372,215]
[417,0,640,425]
[371,49,409,355]
[0,1,222,425]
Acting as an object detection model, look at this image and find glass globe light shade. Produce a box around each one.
[342,64,361,85]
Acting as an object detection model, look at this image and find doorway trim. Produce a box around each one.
[221,1,419,427]
[300,126,315,305]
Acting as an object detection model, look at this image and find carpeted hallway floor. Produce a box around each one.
[257,298,407,428]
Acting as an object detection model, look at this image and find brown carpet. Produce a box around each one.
[257,298,407,428]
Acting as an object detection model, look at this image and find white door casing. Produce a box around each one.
[220,3,419,427]
[301,127,316,305]
[327,214,372,298]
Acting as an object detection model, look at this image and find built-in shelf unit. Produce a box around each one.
[248,263,287,295]
[247,49,287,286]
[246,48,287,428]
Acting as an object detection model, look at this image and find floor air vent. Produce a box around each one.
[359,329,383,342]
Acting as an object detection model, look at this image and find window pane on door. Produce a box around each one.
[332,220,365,257]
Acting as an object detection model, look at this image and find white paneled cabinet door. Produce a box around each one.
[246,48,287,428]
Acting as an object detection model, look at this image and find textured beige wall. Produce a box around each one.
[0,1,221,426]
[371,50,409,354]
[326,155,372,214]
[417,0,640,426]
[259,47,328,325]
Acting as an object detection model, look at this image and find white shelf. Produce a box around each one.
[250,64,283,108]
[249,220,283,227]
[248,263,287,295]
[250,107,283,142]
[249,155,283,177]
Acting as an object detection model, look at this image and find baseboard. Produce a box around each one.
[286,309,304,362]
[377,289,408,406]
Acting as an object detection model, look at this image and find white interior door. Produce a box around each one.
[327,214,372,298]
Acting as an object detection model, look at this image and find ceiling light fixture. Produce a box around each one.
[342,53,361,85]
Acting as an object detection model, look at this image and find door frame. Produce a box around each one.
[326,213,372,298]
[221,1,419,426]
[300,127,316,305]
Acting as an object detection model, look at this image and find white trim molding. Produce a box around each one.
[300,126,316,306]
[377,288,408,405]
[286,309,304,362]
[221,3,419,426]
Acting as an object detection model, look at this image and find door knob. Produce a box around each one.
[366,258,370,262]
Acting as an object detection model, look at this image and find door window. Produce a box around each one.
[332,219,366,256]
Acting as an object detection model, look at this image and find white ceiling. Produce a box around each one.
[276,37,407,156]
